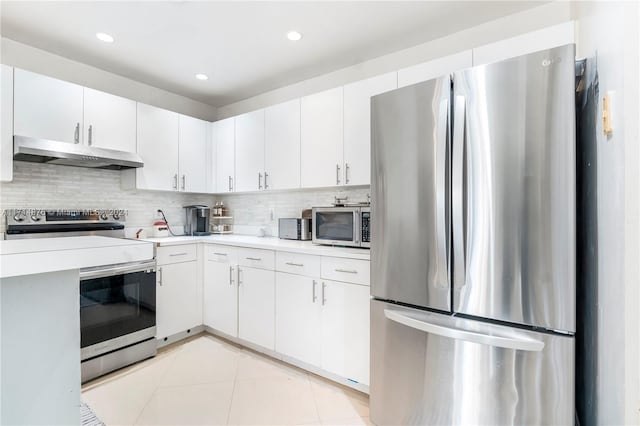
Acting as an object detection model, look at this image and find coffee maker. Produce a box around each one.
[184,205,211,236]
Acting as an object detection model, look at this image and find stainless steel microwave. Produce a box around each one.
[312,206,370,248]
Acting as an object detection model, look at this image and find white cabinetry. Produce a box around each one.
[265,99,301,190]
[179,114,209,193]
[83,87,136,152]
[203,245,238,337]
[238,266,275,350]
[235,109,265,192]
[343,72,397,185]
[1,64,13,182]
[213,117,235,193]
[14,69,84,144]
[397,51,472,88]
[301,87,344,188]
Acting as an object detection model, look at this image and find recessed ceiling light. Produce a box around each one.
[195,73,209,81]
[287,31,303,41]
[96,32,114,43]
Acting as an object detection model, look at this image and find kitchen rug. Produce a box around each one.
[81,401,105,426]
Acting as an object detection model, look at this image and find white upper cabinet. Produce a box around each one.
[14,69,84,144]
[301,87,344,188]
[397,51,472,88]
[83,88,136,152]
[1,65,13,182]
[235,109,265,192]
[214,117,236,193]
[265,99,301,190]
[134,103,180,191]
[343,72,397,186]
[179,114,209,193]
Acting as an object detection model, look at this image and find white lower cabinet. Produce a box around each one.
[238,266,275,350]
[203,249,238,337]
[156,260,200,340]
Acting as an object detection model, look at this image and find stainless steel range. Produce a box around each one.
[5,209,157,383]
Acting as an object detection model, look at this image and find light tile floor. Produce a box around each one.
[82,334,371,426]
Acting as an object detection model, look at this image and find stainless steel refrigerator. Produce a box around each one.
[370,44,576,425]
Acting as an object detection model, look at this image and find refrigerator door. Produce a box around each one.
[371,77,451,311]
[452,44,576,332]
[370,300,574,426]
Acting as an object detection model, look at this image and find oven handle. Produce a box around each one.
[80,260,157,280]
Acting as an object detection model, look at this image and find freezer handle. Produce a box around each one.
[435,96,450,287]
[384,309,545,352]
[452,95,466,290]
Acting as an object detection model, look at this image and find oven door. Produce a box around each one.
[79,260,156,360]
[312,207,360,247]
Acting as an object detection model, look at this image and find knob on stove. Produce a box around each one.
[112,212,120,220]
[13,212,26,222]
[30,215,41,222]
[100,213,109,220]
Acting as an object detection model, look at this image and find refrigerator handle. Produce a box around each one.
[435,97,449,287]
[452,95,466,290]
[384,309,545,352]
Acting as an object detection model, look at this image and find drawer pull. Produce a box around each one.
[213,252,228,256]
[285,262,304,267]
[246,257,262,261]
[169,252,189,257]
[335,268,358,274]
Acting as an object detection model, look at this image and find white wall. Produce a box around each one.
[0,38,217,121]
[217,1,572,118]
[571,1,640,424]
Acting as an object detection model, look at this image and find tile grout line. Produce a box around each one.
[307,372,323,425]
[225,351,241,425]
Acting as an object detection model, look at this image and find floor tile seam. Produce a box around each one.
[155,378,236,391]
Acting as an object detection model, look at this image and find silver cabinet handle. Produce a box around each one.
[88,125,93,146]
[173,174,178,190]
[181,175,186,190]
[452,95,466,291]
[158,267,163,286]
[384,309,544,352]
[264,172,269,189]
[321,282,326,305]
[214,252,228,256]
[285,262,304,267]
[335,268,358,274]
[169,252,188,257]
[74,123,80,144]
[345,163,350,184]
[228,176,233,192]
[229,266,234,286]
[258,172,263,190]
[336,164,341,185]
[238,266,243,285]
[312,280,317,303]
[245,257,261,261]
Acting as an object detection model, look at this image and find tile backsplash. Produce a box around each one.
[0,161,370,237]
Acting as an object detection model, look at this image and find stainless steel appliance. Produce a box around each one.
[184,205,211,236]
[5,209,158,383]
[311,206,370,248]
[278,218,311,240]
[370,44,576,425]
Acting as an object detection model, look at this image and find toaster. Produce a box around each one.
[278,218,311,240]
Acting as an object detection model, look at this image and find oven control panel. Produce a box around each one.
[5,209,127,225]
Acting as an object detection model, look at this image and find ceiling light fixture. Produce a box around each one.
[95,32,114,43]
[195,73,209,81]
[287,31,303,41]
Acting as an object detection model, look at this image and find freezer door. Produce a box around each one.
[371,77,451,311]
[452,44,576,332]
[370,300,574,426]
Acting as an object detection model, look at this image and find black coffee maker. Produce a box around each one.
[184,205,211,236]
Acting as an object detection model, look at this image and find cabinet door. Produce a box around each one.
[83,87,136,152]
[238,266,275,350]
[214,117,235,193]
[275,272,321,367]
[1,65,13,182]
[157,261,199,339]
[14,69,84,144]
[235,109,265,192]
[301,87,343,188]
[265,99,301,190]
[135,103,179,191]
[397,50,472,88]
[203,260,238,337]
[343,73,397,186]
[320,280,370,385]
[179,114,209,193]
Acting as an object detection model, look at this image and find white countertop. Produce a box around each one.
[0,236,155,278]
[141,235,370,260]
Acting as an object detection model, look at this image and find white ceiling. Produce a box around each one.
[0,1,543,107]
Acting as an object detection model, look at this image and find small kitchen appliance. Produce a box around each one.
[278,218,311,240]
[311,206,370,248]
[184,205,211,236]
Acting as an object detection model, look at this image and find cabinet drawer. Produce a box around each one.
[205,244,238,264]
[276,252,320,277]
[321,257,370,286]
[237,247,275,270]
[156,244,197,265]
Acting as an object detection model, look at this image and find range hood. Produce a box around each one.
[13,136,144,170]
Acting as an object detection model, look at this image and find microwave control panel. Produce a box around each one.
[361,211,370,243]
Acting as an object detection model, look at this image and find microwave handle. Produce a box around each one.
[353,209,360,245]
